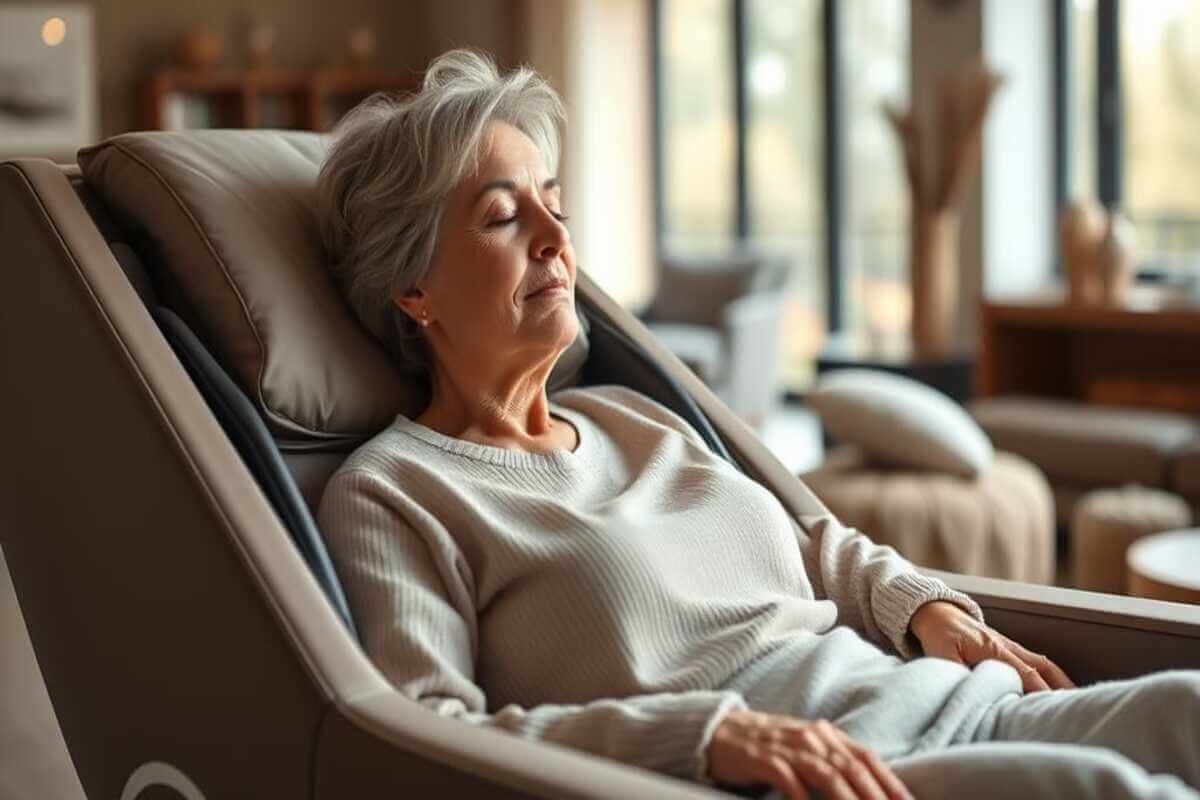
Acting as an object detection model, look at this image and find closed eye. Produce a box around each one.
[487,211,570,227]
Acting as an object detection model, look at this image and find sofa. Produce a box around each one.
[971,395,1200,525]
[2,131,1199,799]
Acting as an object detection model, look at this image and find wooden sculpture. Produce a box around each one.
[885,59,1004,355]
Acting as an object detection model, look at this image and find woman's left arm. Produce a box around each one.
[793,513,985,657]
[795,514,1074,690]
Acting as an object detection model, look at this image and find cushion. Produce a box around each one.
[809,369,994,478]
[647,255,776,328]
[78,130,588,441]
[971,395,1200,488]
[801,446,1055,582]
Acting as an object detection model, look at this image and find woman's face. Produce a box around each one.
[400,120,578,376]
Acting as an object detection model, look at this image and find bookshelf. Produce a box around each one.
[139,69,418,132]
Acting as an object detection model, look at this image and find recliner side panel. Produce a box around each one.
[0,161,328,798]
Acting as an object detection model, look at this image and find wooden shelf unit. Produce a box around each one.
[139,68,418,132]
[977,285,1200,413]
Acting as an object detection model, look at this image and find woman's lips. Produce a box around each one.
[525,281,568,300]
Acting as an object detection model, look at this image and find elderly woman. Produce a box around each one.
[316,50,1199,800]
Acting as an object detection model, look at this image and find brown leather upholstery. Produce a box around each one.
[78,131,415,440]
[0,549,85,800]
[971,395,1200,488]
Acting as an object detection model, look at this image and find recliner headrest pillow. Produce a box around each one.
[78,130,588,441]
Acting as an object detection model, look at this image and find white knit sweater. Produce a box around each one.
[317,385,982,781]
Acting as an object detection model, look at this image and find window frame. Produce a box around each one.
[650,0,846,334]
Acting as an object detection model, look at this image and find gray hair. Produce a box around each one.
[316,49,566,372]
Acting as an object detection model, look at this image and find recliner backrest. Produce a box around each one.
[69,130,735,640]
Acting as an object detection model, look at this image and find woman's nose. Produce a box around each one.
[531,211,569,261]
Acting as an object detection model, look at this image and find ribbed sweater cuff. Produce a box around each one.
[692,692,749,783]
[874,571,986,659]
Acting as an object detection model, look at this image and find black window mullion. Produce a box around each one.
[650,0,665,257]
[1053,0,1069,240]
[732,0,750,241]
[822,0,842,332]
[1056,0,1075,272]
[1097,0,1121,207]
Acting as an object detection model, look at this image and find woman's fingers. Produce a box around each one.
[989,639,1052,693]
[817,728,888,800]
[1000,635,1077,690]
[706,709,913,800]
[790,752,860,800]
[844,739,915,800]
[755,755,810,800]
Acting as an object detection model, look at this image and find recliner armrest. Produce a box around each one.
[928,569,1200,684]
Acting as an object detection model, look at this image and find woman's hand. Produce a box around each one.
[910,600,1076,693]
[706,708,913,800]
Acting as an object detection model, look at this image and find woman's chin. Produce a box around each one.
[521,304,580,353]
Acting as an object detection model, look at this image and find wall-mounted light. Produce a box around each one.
[42,16,66,47]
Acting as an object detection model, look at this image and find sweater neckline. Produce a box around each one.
[389,397,598,471]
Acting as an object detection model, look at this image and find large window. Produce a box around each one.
[655,0,910,390]
[1066,0,1200,279]
[659,0,737,253]
[744,0,825,388]
[841,0,910,347]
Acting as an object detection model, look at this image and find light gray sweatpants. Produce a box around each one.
[723,627,1200,799]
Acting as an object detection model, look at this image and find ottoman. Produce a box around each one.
[800,446,1056,583]
[1071,485,1193,594]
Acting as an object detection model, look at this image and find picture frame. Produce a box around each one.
[0,4,96,155]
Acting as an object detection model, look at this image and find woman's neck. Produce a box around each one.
[417,358,567,452]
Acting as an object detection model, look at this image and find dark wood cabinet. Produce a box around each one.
[978,286,1200,413]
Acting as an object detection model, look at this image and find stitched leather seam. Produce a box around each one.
[96,139,359,439]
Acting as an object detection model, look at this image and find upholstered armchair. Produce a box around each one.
[642,254,789,427]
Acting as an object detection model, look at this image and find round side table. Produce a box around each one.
[1126,529,1200,604]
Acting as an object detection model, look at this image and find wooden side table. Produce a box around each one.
[1126,529,1200,604]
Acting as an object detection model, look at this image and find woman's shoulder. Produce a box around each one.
[326,419,433,489]
[551,384,707,448]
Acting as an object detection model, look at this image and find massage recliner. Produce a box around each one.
[2,130,1199,800]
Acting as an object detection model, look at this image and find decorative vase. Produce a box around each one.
[910,208,959,355]
[1098,211,1136,305]
[176,28,223,70]
[1059,199,1105,305]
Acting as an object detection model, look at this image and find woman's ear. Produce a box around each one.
[393,287,432,327]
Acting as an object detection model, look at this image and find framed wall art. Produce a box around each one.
[0,5,96,155]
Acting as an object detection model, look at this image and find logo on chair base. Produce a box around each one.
[121,762,206,800]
